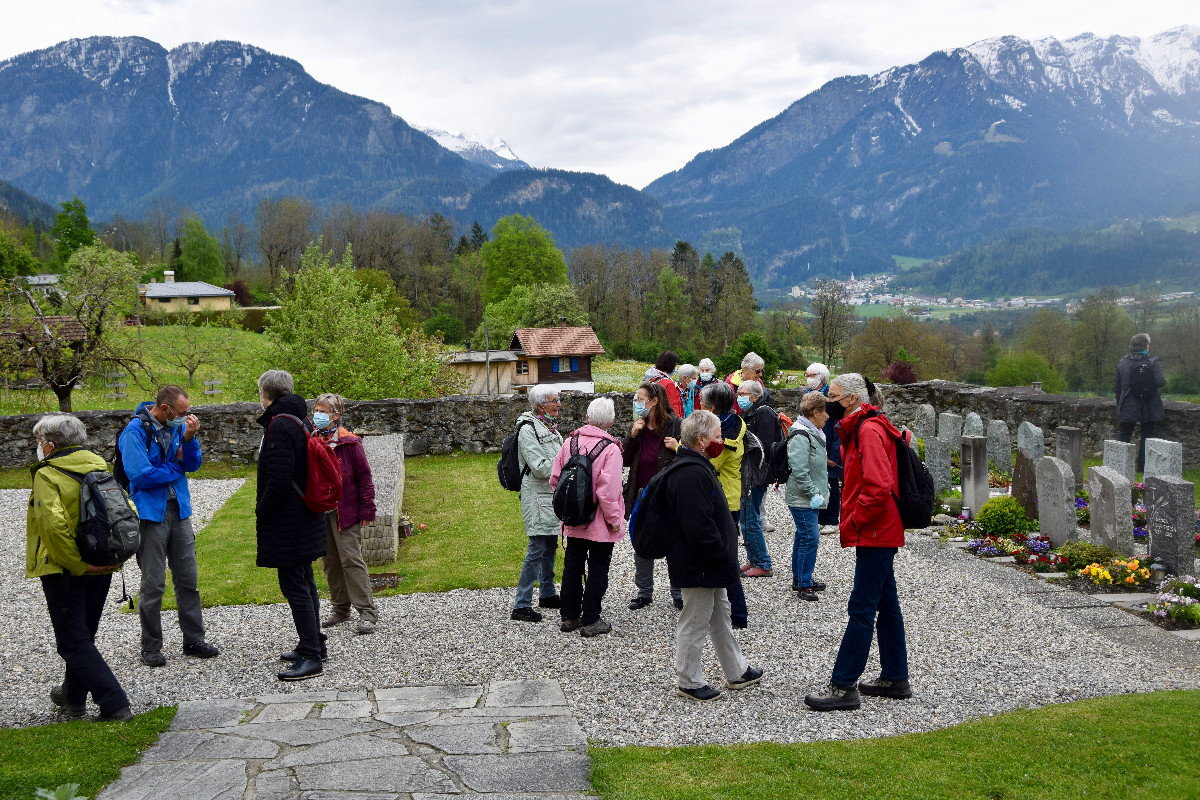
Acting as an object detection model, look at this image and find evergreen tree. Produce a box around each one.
[469,221,488,251]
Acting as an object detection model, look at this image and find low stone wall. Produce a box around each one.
[1,383,1196,469]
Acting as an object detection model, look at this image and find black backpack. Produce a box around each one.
[552,433,615,527]
[497,419,534,491]
[854,411,936,530]
[766,429,806,485]
[40,462,142,566]
[628,459,697,559]
[1129,357,1159,402]
[112,411,153,492]
[740,429,768,490]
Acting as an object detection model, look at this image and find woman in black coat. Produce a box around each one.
[256,369,328,681]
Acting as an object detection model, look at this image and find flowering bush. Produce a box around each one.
[967,533,1055,565]
[1149,575,1200,626]
[1018,552,1069,572]
[1080,558,1152,587]
[1075,493,1090,526]
[1057,540,1119,571]
[1131,482,1145,506]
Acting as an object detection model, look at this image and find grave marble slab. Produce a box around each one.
[1088,465,1134,555]
[961,435,989,520]
[1146,474,1197,576]
[1054,426,1084,494]
[912,404,936,441]
[1011,447,1038,521]
[1103,440,1138,483]
[1144,438,1183,480]
[925,436,953,496]
[987,420,1011,476]
[445,752,594,794]
[1017,421,1044,463]
[484,678,569,707]
[1036,456,1078,548]
[938,412,963,451]
[963,412,984,438]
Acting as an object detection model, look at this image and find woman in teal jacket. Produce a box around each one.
[786,391,831,602]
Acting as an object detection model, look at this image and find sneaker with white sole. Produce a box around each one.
[677,684,721,701]
[804,682,861,711]
[726,666,764,690]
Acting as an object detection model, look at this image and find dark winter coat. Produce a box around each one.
[662,447,740,588]
[330,428,376,531]
[837,404,906,549]
[622,414,682,515]
[255,393,327,568]
[743,395,780,488]
[1114,352,1166,423]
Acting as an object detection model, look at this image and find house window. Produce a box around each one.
[515,360,529,375]
[157,298,171,303]
[188,297,200,305]
[554,357,571,373]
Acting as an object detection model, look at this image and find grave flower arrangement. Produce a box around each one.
[1148,575,1200,626]
[1080,558,1152,587]
[1133,526,1148,542]
[1132,503,1147,527]
[1075,491,1090,526]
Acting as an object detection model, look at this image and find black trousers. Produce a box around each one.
[561,538,615,625]
[1118,420,1156,471]
[40,572,129,715]
[818,475,842,526]
[277,563,323,659]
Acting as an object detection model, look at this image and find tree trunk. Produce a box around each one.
[54,385,73,412]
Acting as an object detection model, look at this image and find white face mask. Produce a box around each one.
[806,376,822,389]
[700,372,713,381]
[36,443,46,461]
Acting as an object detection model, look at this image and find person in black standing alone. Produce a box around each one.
[255,369,328,681]
[1115,333,1167,472]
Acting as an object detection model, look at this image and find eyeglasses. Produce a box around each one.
[827,393,847,403]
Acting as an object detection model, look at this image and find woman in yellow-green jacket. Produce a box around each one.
[28,413,132,721]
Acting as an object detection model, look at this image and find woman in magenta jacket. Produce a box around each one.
[549,396,625,638]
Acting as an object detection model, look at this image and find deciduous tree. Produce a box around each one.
[178,218,224,284]
[481,215,568,304]
[808,278,857,367]
[1068,289,1135,394]
[256,197,316,285]
[52,197,95,267]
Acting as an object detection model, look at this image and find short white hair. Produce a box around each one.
[34,414,87,448]
[528,384,559,410]
[698,358,716,372]
[741,352,764,370]
[586,397,615,429]
[831,373,869,404]
[681,410,720,448]
[805,363,830,385]
[738,379,763,398]
[257,369,294,402]
[676,364,699,380]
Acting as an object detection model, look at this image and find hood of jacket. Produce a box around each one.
[257,393,310,428]
[32,446,107,477]
[837,403,902,446]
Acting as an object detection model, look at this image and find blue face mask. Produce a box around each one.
[634,401,648,418]
[688,380,697,389]
[167,416,185,428]
[737,396,753,411]
[312,412,332,430]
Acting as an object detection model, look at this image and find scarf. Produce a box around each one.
[536,413,559,434]
[796,414,826,445]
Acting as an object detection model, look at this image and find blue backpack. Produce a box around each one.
[628,459,696,559]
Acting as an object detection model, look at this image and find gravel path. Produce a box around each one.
[2,481,1197,746]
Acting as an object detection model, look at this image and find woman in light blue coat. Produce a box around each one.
[510,385,565,622]
[786,391,831,603]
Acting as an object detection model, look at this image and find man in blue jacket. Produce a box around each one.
[119,385,219,667]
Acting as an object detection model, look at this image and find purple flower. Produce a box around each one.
[1075,498,1089,510]
[1133,527,1148,541]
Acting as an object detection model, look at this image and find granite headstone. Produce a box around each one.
[1143,438,1183,480]
[1012,447,1039,520]
[925,436,953,496]
[938,412,964,452]
[1036,456,1078,547]
[1087,466,1134,556]
[987,420,1012,476]
[1146,474,1197,576]
[1016,421,1044,464]
[963,412,984,438]
[1054,426,1084,495]
[1102,440,1138,483]
[912,404,936,442]
[961,435,990,520]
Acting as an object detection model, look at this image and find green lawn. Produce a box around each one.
[592,356,653,393]
[0,460,255,491]
[590,690,1200,800]
[0,706,175,800]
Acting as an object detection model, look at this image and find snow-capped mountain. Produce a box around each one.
[417,127,530,171]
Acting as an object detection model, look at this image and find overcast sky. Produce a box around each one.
[1,1,1195,188]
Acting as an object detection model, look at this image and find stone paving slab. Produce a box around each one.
[98,680,596,798]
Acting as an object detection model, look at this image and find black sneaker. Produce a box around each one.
[677,685,721,701]
[140,651,166,668]
[278,657,324,682]
[281,649,328,662]
[538,596,562,609]
[50,685,85,719]
[798,587,819,602]
[560,618,583,632]
[580,619,612,638]
[628,596,652,610]
[811,580,827,591]
[510,607,543,622]
[183,641,220,659]
[726,666,764,690]
[804,683,861,712]
[98,706,134,722]
[858,676,913,699]
[672,597,684,610]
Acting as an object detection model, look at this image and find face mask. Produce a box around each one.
[634,401,648,418]
[312,412,332,430]
[703,439,725,459]
[167,416,185,428]
[700,372,713,382]
[737,396,753,411]
[36,443,46,461]
[688,380,697,389]
[807,377,821,389]
[826,400,846,421]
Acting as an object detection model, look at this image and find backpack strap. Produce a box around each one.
[268,413,315,500]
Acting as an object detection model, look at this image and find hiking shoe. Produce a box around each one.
[628,596,652,611]
[355,620,377,635]
[560,618,583,632]
[321,612,350,628]
[538,595,562,609]
[798,587,819,602]
[858,676,913,699]
[673,597,684,610]
[281,649,328,662]
[812,580,827,591]
[580,619,612,638]
[804,683,861,711]
[743,567,773,578]
[140,650,166,668]
[677,685,721,702]
[98,706,134,722]
[820,525,839,535]
[510,607,543,623]
[183,641,220,658]
[726,666,764,690]
[739,563,753,574]
[278,657,324,682]
[50,686,86,719]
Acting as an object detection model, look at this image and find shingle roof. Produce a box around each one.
[450,349,521,364]
[143,281,235,299]
[1,315,86,343]
[510,326,605,357]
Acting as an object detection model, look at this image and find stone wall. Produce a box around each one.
[2,382,1196,469]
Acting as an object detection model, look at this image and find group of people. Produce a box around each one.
[27,370,381,721]
[508,351,912,708]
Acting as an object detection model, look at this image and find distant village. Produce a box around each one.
[788,273,1196,316]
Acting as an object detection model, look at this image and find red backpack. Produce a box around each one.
[271,414,343,513]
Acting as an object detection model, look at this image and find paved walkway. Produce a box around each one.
[97,679,598,800]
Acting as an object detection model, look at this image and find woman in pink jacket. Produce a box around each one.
[549,397,625,638]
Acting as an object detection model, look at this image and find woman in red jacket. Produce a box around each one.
[805,373,911,712]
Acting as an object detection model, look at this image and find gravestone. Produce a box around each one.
[1102,440,1138,483]
[938,413,963,452]
[1055,426,1084,495]
[1144,438,1183,480]
[1087,466,1134,556]
[1036,457,1078,547]
[1011,448,1039,520]
[1016,421,1044,464]
[912,404,936,442]
[1146,475,1197,576]
[961,435,990,520]
[987,420,1011,476]
[963,412,984,438]
[925,436,953,496]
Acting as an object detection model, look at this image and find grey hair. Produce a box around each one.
[681,409,719,448]
[831,372,869,404]
[800,390,827,418]
[739,379,763,398]
[806,362,830,385]
[700,380,735,414]
[586,397,615,429]
[314,393,345,414]
[528,384,559,410]
[741,352,764,369]
[257,369,294,403]
[698,358,716,372]
[676,363,699,380]
[34,414,87,448]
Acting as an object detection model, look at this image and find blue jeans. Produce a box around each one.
[513,535,558,609]
[789,507,820,588]
[740,484,772,569]
[831,547,908,688]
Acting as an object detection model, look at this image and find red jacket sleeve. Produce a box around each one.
[657,378,685,418]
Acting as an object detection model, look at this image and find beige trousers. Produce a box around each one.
[675,587,748,689]
[322,515,378,622]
